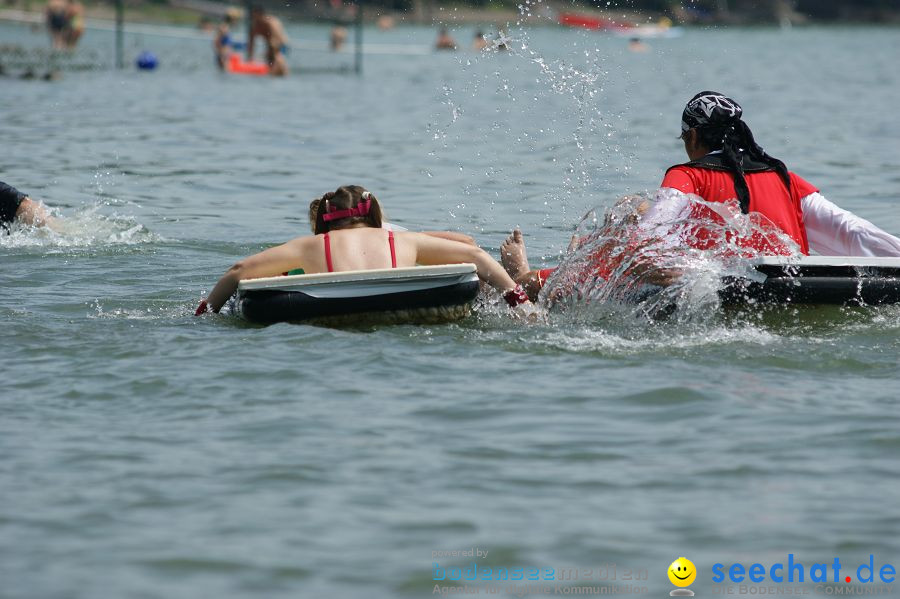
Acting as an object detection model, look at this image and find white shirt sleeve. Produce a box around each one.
[801,192,900,257]
[637,188,693,247]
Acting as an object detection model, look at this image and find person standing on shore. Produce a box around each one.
[63,0,85,50]
[45,0,68,50]
[330,24,348,51]
[248,5,289,77]
[214,8,241,69]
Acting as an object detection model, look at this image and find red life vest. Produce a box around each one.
[661,155,817,255]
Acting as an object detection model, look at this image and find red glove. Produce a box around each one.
[503,284,529,307]
[194,299,209,316]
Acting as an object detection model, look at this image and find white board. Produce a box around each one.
[237,264,478,299]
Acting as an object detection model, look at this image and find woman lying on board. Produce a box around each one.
[196,185,531,315]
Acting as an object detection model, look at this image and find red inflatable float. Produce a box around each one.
[226,53,269,76]
[558,13,630,31]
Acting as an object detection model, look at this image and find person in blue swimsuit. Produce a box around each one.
[214,8,241,70]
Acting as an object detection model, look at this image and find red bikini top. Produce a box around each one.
[323,230,396,273]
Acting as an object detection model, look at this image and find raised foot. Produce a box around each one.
[500,229,530,281]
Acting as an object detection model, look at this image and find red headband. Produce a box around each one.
[322,198,372,222]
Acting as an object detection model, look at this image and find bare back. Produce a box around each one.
[295,228,415,274]
[267,16,288,48]
[251,15,287,51]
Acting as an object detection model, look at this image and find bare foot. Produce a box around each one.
[500,229,531,280]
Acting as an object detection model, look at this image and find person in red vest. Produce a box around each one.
[643,90,900,257]
[499,91,900,300]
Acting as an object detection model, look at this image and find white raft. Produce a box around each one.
[720,256,900,306]
[236,264,480,325]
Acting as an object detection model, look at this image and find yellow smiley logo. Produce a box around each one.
[668,557,697,587]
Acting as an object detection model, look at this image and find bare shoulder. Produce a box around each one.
[258,235,312,258]
[393,231,428,245]
[285,234,318,250]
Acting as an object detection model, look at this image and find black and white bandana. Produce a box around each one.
[680,91,743,134]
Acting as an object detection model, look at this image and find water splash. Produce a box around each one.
[508,322,783,355]
[0,202,159,249]
[88,299,186,321]
[429,0,623,232]
[541,190,803,324]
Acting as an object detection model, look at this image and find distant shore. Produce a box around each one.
[2,0,898,31]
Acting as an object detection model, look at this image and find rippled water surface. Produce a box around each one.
[2,18,900,599]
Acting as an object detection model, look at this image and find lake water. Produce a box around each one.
[2,16,900,599]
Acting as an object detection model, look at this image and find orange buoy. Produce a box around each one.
[226,53,269,76]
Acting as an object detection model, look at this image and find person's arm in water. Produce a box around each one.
[204,236,314,313]
[17,198,58,229]
[402,232,521,294]
[801,192,900,257]
[0,182,61,231]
